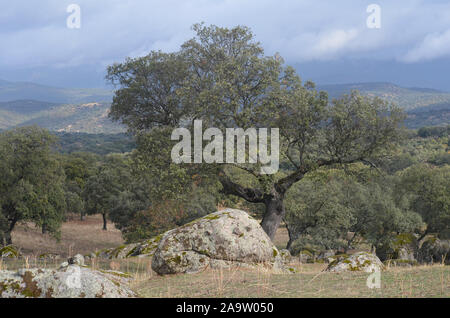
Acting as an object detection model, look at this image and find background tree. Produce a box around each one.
[83,154,130,230]
[107,24,405,240]
[0,126,66,246]
[284,170,352,252]
[61,152,99,220]
[285,165,423,255]
[394,164,450,240]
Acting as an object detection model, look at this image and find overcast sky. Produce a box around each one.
[1,0,450,90]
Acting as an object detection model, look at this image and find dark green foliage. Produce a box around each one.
[417,125,450,138]
[406,108,450,129]
[54,132,135,155]
[285,166,423,255]
[61,152,100,219]
[83,154,132,230]
[0,126,66,245]
[394,164,450,239]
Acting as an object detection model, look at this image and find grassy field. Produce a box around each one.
[3,215,449,298]
[11,214,124,258]
[133,263,450,298]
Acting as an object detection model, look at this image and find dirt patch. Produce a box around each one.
[11,215,124,258]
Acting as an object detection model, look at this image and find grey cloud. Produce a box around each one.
[1,0,450,87]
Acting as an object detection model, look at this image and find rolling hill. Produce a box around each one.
[318,82,450,128]
[317,82,450,111]
[0,79,113,103]
[0,100,126,134]
[17,102,126,134]
[0,79,123,133]
[0,80,448,134]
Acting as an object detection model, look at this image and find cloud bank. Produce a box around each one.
[1,0,450,87]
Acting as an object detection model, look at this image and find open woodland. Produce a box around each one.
[0,24,448,298]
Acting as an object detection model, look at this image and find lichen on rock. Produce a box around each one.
[377,233,418,262]
[0,263,136,298]
[92,235,162,260]
[151,209,292,275]
[0,245,21,259]
[326,252,384,273]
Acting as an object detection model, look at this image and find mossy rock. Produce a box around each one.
[298,250,314,264]
[94,236,162,259]
[326,252,384,273]
[317,250,336,263]
[0,266,136,298]
[377,233,418,262]
[0,245,21,258]
[417,237,449,265]
[278,249,291,262]
[152,209,288,275]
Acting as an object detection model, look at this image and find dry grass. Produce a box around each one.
[11,215,124,258]
[4,215,450,298]
[132,263,450,298]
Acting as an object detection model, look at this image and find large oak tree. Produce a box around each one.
[107,24,405,240]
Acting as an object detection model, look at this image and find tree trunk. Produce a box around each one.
[1,218,17,246]
[42,223,47,234]
[260,195,286,241]
[218,172,289,242]
[102,213,107,231]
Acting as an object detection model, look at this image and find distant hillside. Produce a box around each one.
[405,104,450,129]
[0,99,59,113]
[0,79,122,133]
[17,102,126,134]
[318,82,450,111]
[0,79,113,103]
[0,99,125,134]
[0,80,448,133]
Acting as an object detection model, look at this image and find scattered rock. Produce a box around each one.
[376,233,418,262]
[0,265,136,298]
[68,254,85,266]
[59,261,69,268]
[298,250,314,264]
[61,255,85,269]
[326,252,384,273]
[38,253,61,261]
[279,249,292,263]
[151,209,290,275]
[417,237,449,265]
[317,250,336,263]
[0,245,21,258]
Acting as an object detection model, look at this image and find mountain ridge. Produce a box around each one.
[0,78,113,104]
[0,80,448,133]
